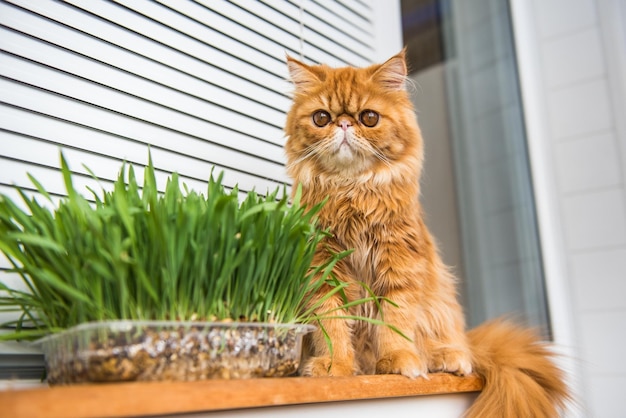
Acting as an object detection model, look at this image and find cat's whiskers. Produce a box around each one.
[286,140,334,172]
[369,145,393,169]
[355,136,392,169]
[288,142,322,167]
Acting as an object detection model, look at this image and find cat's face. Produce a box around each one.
[284,51,423,184]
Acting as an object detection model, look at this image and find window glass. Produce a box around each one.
[402,0,551,335]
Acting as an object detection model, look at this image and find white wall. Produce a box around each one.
[511,0,626,416]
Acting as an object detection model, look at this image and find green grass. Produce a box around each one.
[0,153,358,341]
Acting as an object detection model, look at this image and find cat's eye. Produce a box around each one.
[312,110,331,127]
[359,110,379,127]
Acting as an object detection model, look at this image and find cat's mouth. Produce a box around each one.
[321,129,375,174]
[335,132,356,158]
[336,128,356,147]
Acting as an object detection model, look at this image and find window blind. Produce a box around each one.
[0,0,391,379]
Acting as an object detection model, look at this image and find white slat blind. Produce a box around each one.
[0,0,397,377]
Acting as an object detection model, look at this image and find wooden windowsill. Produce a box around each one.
[0,373,482,418]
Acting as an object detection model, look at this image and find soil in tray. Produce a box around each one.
[42,324,303,384]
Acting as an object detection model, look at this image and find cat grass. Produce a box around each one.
[0,153,360,342]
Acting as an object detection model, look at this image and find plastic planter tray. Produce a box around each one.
[34,321,314,385]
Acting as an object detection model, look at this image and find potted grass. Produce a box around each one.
[0,154,388,384]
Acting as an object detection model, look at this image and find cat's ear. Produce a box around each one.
[371,49,408,91]
[286,55,323,92]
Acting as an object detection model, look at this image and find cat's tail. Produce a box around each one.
[465,318,571,418]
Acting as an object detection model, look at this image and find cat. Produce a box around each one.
[283,50,570,418]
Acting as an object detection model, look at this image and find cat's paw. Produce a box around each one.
[376,349,428,379]
[428,348,473,376]
[300,357,356,377]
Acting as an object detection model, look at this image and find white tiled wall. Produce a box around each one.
[554,132,622,194]
[570,248,626,312]
[514,0,626,416]
[562,189,626,250]
[541,28,604,88]
[535,0,597,39]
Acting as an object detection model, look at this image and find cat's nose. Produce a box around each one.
[339,120,352,131]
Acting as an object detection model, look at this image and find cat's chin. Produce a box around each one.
[315,153,370,176]
[315,165,401,187]
[335,143,356,162]
[289,153,415,187]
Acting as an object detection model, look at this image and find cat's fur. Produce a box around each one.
[284,50,570,417]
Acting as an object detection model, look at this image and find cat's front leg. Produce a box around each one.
[369,233,431,379]
[300,249,358,377]
[300,314,356,376]
[374,289,429,379]
[428,343,473,376]
[300,289,357,377]
[423,294,473,376]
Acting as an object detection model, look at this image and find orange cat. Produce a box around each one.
[284,50,570,417]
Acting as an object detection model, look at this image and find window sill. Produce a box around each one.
[0,373,482,417]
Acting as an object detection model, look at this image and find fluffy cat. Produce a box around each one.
[284,50,570,417]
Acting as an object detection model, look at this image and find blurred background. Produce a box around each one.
[0,1,624,416]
